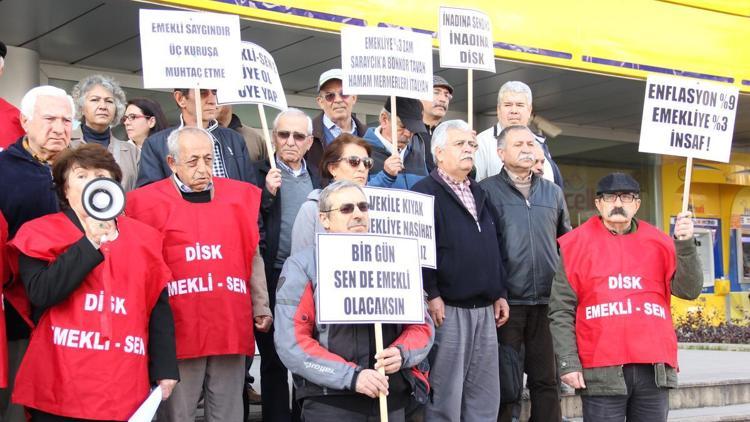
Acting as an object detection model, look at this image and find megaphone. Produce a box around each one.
[81,177,125,221]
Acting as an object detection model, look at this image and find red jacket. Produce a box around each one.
[0,98,24,151]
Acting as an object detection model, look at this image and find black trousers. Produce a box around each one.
[498,304,561,422]
[581,364,669,422]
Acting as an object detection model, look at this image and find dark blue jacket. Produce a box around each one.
[0,138,59,238]
[363,127,428,190]
[137,124,259,187]
[411,170,507,306]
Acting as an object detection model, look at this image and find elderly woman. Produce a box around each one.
[290,133,397,254]
[8,144,178,421]
[71,74,139,191]
[123,97,169,152]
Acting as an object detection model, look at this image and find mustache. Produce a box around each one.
[609,207,628,217]
[518,153,535,162]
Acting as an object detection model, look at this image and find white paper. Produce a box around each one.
[316,233,425,325]
[341,26,433,101]
[128,386,162,422]
[438,7,496,72]
[639,74,739,163]
[139,9,242,89]
[217,41,288,110]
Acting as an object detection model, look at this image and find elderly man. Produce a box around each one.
[411,120,509,421]
[549,174,702,421]
[126,126,270,422]
[532,142,546,177]
[0,85,74,422]
[363,97,428,190]
[274,180,434,420]
[256,108,321,421]
[138,88,257,187]
[480,125,570,422]
[307,69,367,172]
[0,42,25,150]
[474,81,563,187]
[421,75,454,171]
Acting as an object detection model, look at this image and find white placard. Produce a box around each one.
[216,41,288,110]
[364,187,436,268]
[639,75,739,163]
[316,233,424,324]
[341,26,433,101]
[139,9,242,89]
[438,7,496,72]
[128,386,162,422]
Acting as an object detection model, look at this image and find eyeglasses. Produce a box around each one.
[177,89,217,98]
[323,201,369,214]
[434,88,453,100]
[121,113,147,123]
[321,91,351,103]
[598,193,639,203]
[451,139,479,149]
[275,130,308,142]
[337,156,374,170]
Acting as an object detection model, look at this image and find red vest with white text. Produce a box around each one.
[126,177,261,359]
[8,213,169,420]
[558,216,678,369]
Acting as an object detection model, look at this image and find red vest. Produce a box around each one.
[558,216,678,369]
[8,213,170,420]
[0,98,24,150]
[0,212,8,388]
[126,177,261,359]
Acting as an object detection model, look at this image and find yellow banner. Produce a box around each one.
[148,0,750,92]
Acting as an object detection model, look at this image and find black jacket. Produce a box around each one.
[306,112,367,175]
[479,169,571,305]
[411,170,507,306]
[255,159,321,280]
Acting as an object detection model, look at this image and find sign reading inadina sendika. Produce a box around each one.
[217,41,288,110]
[316,233,424,325]
[341,26,433,101]
[364,187,436,269]
[639,75,739,163]
[438,7,496,73]
[139,9,242,89]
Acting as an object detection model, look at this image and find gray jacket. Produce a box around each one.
[479,169,571,305]
[548,220,703,395]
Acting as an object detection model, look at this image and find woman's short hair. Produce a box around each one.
[53,144,123,208]
[319,133,372,180]
[71,74,127,126]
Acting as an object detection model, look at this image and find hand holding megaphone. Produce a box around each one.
[81,177,125,246]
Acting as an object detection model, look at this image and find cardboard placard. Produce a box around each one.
[217,41,288,110]
[438,7,496,72]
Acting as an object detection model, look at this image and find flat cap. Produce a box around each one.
[433,75,453,94]
[596,172,640,195]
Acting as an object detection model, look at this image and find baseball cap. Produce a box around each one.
[596,173,640,195]
[384,97,426,134]
[433,75,453,94]
[318,69,344,92]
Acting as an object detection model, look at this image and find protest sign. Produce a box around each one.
[340,26,433,102]
[139,9,241,90]
[439,7,495,73]
[639,75,738,163]
[217,41,287,110]
[316,233,424,324]
[364,187,436,269]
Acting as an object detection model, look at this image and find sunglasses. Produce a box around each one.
[323,201,370,214]
[321,91,351,103]
[275,130,308,142]
[337,156,373,169]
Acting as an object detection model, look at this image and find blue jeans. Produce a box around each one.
[581,364,669,422]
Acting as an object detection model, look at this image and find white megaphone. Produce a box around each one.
[81,177,125,221]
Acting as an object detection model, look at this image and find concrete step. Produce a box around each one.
[566,403,750,421]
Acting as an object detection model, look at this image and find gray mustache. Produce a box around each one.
[609,207,628,217]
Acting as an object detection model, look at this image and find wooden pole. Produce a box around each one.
[467,69,473,130]
[390,96,398,153]
[258,104,277,169]
[681,156,693,213]
[193,88,202,128]
[374,323,388,422]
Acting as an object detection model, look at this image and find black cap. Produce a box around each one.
[0,41,6,59]
[596,173,640,195]
[433,75,453,94]
[383,97,426,134]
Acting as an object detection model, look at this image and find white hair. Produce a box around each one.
[20,85,75,121]
[497,81,533,106]
[431,119,471,157]
[167,126,213,164]
[496,125,535,149]
[71,74,127,125]
[272,107,313,134]
[319,180,366,212]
